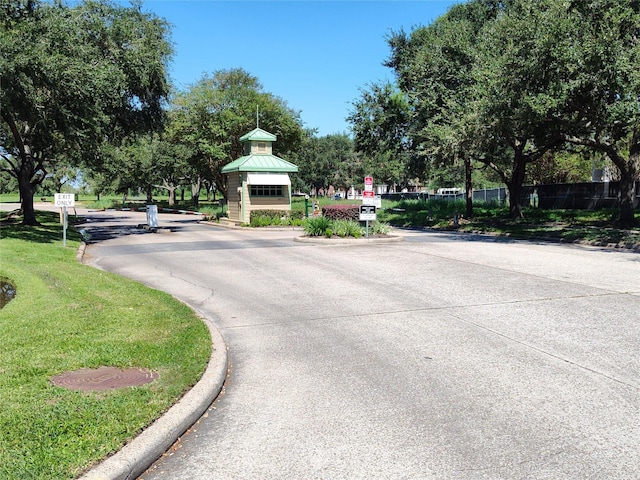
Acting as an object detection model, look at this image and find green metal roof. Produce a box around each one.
[221,154,299,173]
[239,128,277,143]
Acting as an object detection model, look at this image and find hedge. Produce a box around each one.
[321,204,360,221]
[249,209,306,227]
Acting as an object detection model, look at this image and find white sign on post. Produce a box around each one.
[55,193,75,247]
[364,176,373,192]
[54,193,75,207]
[362,191,381,208]
[359,205,377,221]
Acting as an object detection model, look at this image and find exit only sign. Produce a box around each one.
[54,193,75,207]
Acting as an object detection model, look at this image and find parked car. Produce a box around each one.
[332,193,342,200]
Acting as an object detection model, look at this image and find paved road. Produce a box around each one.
[78,210,639,479]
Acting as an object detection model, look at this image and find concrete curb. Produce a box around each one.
[418,227,640,252]
[76,243,229,480]
[293,234,404,245]
[78,316,228,480]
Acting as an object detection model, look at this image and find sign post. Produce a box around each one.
[54,193,75,247]
[361,176,376,237]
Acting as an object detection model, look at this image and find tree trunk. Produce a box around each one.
[146,185,153,203]
[168,187,176,207]
[617,165,637,228]
[508,153,527,219]
[18,175,39,226]
[191,177,202,208]
[465,157,473,218]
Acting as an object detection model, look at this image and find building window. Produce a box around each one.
[250,185,283,197]
[256,142,268,153]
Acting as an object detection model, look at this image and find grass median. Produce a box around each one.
[377,200,640,248]
[0,211,212,479]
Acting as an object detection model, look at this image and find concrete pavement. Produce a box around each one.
[68,209,640,480]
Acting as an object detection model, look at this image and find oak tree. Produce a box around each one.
[1,0,172,224]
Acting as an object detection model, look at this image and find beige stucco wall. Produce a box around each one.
[225,172,292,224]
[226,173,242,222]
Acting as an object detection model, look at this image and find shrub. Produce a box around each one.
[250,209,289,227]
[332,219,364,238]
[289,210,306,221]
[303,216,332,236]
[322,204,360,221]
[371,221,392,235]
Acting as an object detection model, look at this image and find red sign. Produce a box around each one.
[365,176,373,185]
[363,190,374,198]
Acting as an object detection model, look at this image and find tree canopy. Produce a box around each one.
[1,0,172,224]
[347,82,415,192]
[169,68,305,199]
[366,0,640,224]
[294,133,359,195]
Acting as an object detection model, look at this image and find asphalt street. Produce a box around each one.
[74,209,640,479]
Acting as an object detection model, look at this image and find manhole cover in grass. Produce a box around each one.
[0,277,16,308]
[51,366,158,391]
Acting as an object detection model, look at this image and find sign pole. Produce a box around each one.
[63,206,67,247]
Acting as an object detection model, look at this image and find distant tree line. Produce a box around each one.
[2,0,638,227]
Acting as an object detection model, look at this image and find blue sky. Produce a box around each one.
[141,1,457,136]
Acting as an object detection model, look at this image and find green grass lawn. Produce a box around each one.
[376,199,640,247]
[0,211,212,479]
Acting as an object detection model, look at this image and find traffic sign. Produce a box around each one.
[363,190,374,198]
[364,176,373,192]
[54,193,75,207]
[359,204,377,221]
[362,195,382,207]
[54,193,74,247]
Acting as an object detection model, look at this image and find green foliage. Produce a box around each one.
[294,133,359,195]
[331,219,364,238]
[371,221,392,235]
[376,198,639,246]
[303,216,333,236]
[0,212,211,479]
[301,217,389,238]
[248,209,306,227]
[347,82,415,186]
[250,209,287,227]
[83,198,117,210]
[1,0,173,225]
[379,198,474,228]
[170,68,304,197]
[382,0,639,224]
